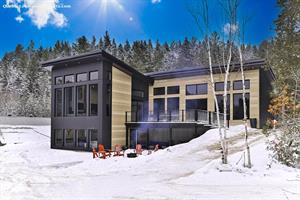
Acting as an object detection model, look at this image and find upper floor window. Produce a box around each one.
[54,88,62,117]
[133,90,144,98]
[215,81,230,91]
[64,75,74,84]
[154,87,165,95]
[233,80,250,90]
[55,76,63,85]
[90,71,98,81]
[186,83,208,95]
[167,86,180,95]
[76,85,87,116]
[89,84,98,116]
[77,73,87,82]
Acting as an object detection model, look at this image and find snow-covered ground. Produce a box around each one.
[0,125,299,200]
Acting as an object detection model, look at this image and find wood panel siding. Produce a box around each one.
[149,69,261,127]
[111,66,132,147]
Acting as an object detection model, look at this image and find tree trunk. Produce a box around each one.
[238,46,251,168]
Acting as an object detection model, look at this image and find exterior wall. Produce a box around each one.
[111,66,132,147]
[149,69,261,127]
[51,61,105,150]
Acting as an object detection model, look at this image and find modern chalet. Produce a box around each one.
[41,50,274,151]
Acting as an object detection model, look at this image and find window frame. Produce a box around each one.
[233,80,250,90]
[167,86,180,95]
[215,81,231,91]
[64,74,75,84]
[153,87,165,96]
[89,71,99,81]
[76,73,88,82]
[55,76,63,85]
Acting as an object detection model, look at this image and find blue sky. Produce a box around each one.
[0,0,279,57]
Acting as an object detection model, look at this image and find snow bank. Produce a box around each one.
[0,125,299,200]
[0,117,50,126]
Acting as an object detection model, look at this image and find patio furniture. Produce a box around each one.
[154,144,159,152]
[98,144,111,159]
[113,144,124,157]
[92,147,99,159]
[134,144,143,155]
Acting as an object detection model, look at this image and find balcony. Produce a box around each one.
[125,109,229,127]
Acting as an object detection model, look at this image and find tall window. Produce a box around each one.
[77,129,87,148]
[154,87,165,95]
[64,129,74,147]
[216,94,230,118]
[77,73,87,82]
[64,87,74,116]
[186,99,207,110]
[76,85,87,116]
[64,75,74,84]
[54,129,63,146]
[89,129,98,148]
[215,82,230,91]
[89,84,98,116]
[55,88,62,117]
[90,71,98,80]
[233,80,250,90]
[154,98,165,114]
[167,97,179,111]
[186,84,208,95]
[233,93,250,119]
[167,86,180,94]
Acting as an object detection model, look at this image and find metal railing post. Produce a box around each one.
[182,110,184,122]
[125,111,128,123]
[209,111,212,125]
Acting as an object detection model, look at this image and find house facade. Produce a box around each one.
[41,50,274,151]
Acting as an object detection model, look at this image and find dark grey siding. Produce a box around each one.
[51,61,104,150]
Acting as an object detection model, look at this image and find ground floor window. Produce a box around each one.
[64,129,74,147]
[89,129,98,148]
[233,93,250,120]
[54,129,63,146]
[77,129,87,148]
[216,94,230,119]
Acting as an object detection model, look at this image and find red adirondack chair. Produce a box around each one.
[98,144,111,159]
[92,147,99,159]
[135,144,143,155]
[113,144,124,157]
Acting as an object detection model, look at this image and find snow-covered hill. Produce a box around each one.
[0,125,299,200]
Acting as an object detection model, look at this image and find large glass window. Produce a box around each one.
[186,84,208,95]
[77,129,87,148]
[64,75,74,84]
[215,82,231,91]
[167,97,179,111]
[89,129,98,148]
[76,85,87,116]
[233,80,250,90]
[64,87,74,116]
[154,98,165,114]
[233,93,250,120]
[186,99,207,110]
[167,86,180,95]
[55,76,63,85]
[197,84,208,94]
[89,84,98,116]
[216,94,230,118]
[77,73,87,82]
[154,87,165,95]
[90,71,99,80]
[186,84,197,95]
[54,129,63,146]
[54,88,62,117]
[64,129,74,147]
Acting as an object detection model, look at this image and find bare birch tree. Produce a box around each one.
[238,17,252,168]
[188,0,226,164]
